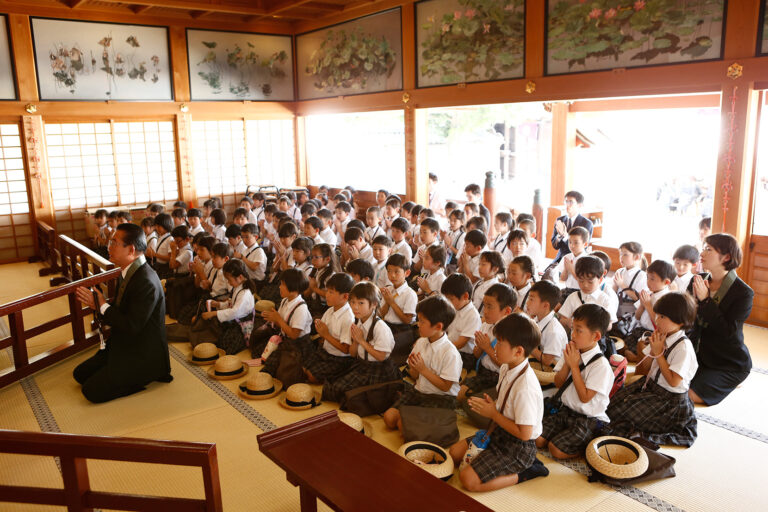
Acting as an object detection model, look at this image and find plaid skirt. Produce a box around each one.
[392,382,457,410]
[607,377,697,447]
[322,358,400,403]
[261,335,314,376]
[463,366,499,394]
[304,349,354,382]
[541,407,605,456]
[469,428,537,483]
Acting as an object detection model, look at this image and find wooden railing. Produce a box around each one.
[0,429,223,512]
[0,268,120,389]
[51,234,116,288]
[30,220,61,277]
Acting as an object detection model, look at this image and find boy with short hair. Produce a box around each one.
[525,280,568,368]
[304,273,356,383]
[150,213,174,279]
[303,216,325,246]
[536,304,613,459]
[226,224,246,256]
[384,295,462,433]
[334,200,352,245]
[346,258,375,283]
[187,208,205,236]
[672,244,699,292]
[384,196,403,237]
[117,210,132,224]
[557,226,590,299]
[365,206,385,242]
[169,225,193,276]
[464,183,490,226]
[141,216,157,257]
[238,223,267,282]
[372,235,393,290]
[518,218,544,271]
[442,273,482,370]
[93,209,109,257]
[450,313,548,492]
[239,196,258,225]
[459,229,487,283]
[557,256,617,329]
[171,207,187,227]
[412,218,441,274]
[458,283,517,401]
[381,253,418,363]
[390,217,412,267]
[316,208,337,248]
[232,208,249,227]
[343,226,374,267]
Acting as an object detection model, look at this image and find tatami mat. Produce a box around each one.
[3,261,768,512]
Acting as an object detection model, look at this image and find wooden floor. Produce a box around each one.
[1,261,767,511]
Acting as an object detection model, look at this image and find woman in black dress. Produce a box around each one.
[688,233,753,406]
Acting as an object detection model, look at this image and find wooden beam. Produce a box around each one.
[267,0,316,16]
[189,10,213,19]
[94,0,268,16]
[570,93,722,112]
[304,2,345,12]
[68,0,89,7]
[130,4,153,14]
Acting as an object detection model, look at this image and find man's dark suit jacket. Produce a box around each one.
[550,213,594,262]
[102,261,171,386]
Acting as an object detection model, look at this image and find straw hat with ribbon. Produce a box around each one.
[586,436,649,480]
[255,300,276,313]
[528,359,556,386]
[397,441,455,481]
[207,355,248,380]
[188,343,225,366]
[338,412,373,437]
[278,383,321,410]
[238,372,283,400]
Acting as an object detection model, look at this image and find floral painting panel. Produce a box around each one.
[296,8,403,100]
[417,0,525,88]
[546,0,726,75]
[0,16,15,99]
[187,29,293,101]
[31,18,172,100]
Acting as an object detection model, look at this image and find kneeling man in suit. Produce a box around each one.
[74,223,172,403]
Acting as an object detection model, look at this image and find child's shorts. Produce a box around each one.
[391,382,456,410]
[541,407,605,456]
[469,428,537,483]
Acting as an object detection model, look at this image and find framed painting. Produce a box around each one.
[31,17,173,101]
[296,8,403,100]
[759,0,768,55]
[0,15,16,100]
[416,0,525,88]
[545,0,727,76]
[187,29,294,101]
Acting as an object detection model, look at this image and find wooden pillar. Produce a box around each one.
[711,81,759,246]
[549,102,574,207]
[524,0,545,79]
[175,113,196,206]
[294,116,308,187]
[7,14,37,102]
[405,105,427,205]
[21,115,54,226]
[483,171,496,238]
[168,26,191,103]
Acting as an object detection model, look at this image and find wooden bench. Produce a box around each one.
[0,429,222,512]
[258,411,493,512]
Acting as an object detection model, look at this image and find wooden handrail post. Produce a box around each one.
[60,455,92,512]
[9,312,28,369]
[202,446,224,512]
[68,293,86,345]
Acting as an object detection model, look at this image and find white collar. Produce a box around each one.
[501,358,529,381]
[332,302,352,319]
[580,344,603,364]
[537,309,557,327]
[664,330,685,348]
[426,333,450,347]
[393,281,409,294]
[283,295,303,308]
[358,312,377,330]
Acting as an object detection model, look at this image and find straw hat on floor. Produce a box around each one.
[586,436,649,480]
[207,355,248,380]
[338,412,373,437]
[610,336,625,352]
[529,359,556,386]
[238,372,282,400]
[278,383,321,410]
[188,343,225,366]
[397,441,454,481]
[255,300,276,312]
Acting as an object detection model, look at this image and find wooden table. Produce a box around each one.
[258,411,493,512]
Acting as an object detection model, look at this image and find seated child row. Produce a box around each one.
[184,252,699,492]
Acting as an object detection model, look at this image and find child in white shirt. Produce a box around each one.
[558,256,617,329]
[525,281,568,368]
[471,251,504,312]
[671,244,699,292]
[625,260,676,362]
[390,217,413,267]
[415,245,447,298]
[557,226,590,299]
[442,274,482,370]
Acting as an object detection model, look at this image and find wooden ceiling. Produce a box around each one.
[18,0,390,27]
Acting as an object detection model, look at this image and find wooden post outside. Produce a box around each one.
[484,171,496,239]
[294,116,308,187]
[549,102,574,206]
[711,81,760,248]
